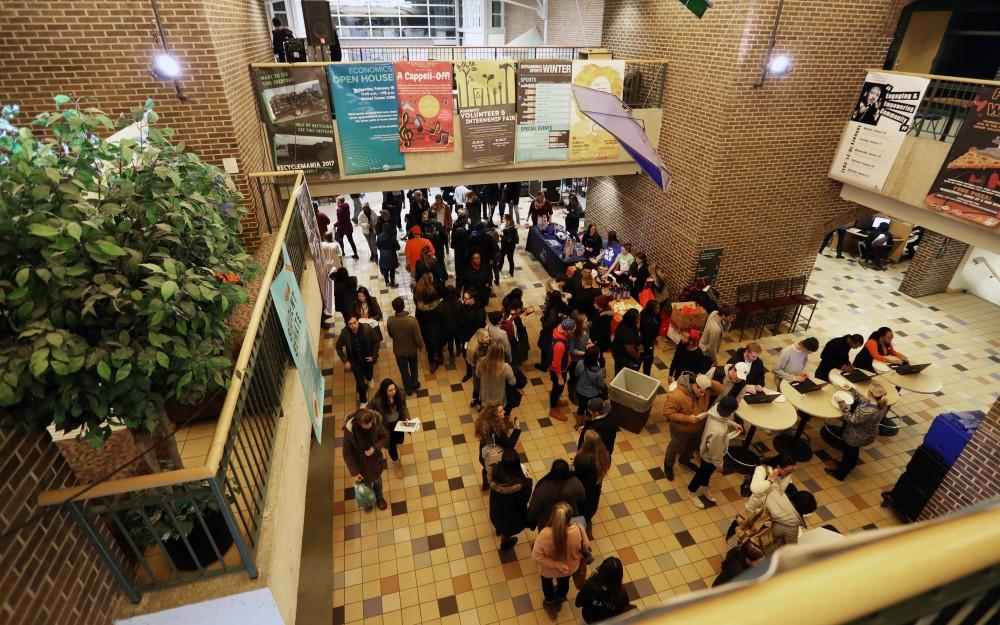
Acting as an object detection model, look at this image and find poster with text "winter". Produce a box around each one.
[516,60,572,163]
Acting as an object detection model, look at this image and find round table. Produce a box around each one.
[774,378,843,461]
[878,368,943,395]
[829,370,901,406]
[727,392,798,474]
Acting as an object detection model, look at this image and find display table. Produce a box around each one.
[525,226,586,277]
[774,378,843,461]
[728,391,798,473]
[610,297,643,335]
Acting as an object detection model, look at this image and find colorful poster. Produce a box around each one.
[923,86,1000,228]
[293,182,332,316]
[455,60,517,168]
[395,61,455,152]
[327,63,405,175]
[829,71,930,191]
[270,245,325,444]
[252,66,338,173]
[569,60,626,162]
[516,60,572,162]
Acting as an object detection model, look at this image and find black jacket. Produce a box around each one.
[332,275,358,315]
[592,311,614,353]
[629,262,650,299]
[500,225,519,250]
[669,344,711,379]
[526,476,585,530]
[639,308,660,349]
[576,578,631,624]
[488,473,532,538]
[611,323,641,370]
[727,348,766,386]
[578,412,620,456]
[335,325,380,364]
[582,233,603,257]
[816,335,853,381]
[459,302,487,342]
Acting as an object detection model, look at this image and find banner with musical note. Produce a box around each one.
[327,62,405,175]
[395,61,454,153]
[455,60,517,168]
[516,60,572,162]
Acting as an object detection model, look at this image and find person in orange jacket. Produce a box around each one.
[404,226,432,273]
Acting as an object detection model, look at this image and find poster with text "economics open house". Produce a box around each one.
[328,63,406,175]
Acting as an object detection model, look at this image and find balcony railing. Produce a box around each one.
[36,171,311,602]
[907,72,993,143]
[340,45,585,62]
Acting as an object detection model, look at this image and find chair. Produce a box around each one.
[788,275,818,331]
[913,112,943,140]
[734,283,764,341]
[757,279,798,337]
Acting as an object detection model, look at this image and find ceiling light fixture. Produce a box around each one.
[149,0,187,101]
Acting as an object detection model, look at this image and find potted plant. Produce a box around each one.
[0,96,257,476]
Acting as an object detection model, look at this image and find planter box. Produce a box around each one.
[48,424,150,484]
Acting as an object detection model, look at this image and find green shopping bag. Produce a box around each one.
[354,481,376,510]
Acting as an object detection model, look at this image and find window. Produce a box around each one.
[490,0,503,29]
[329,0,459,41]
[270,0,289,27]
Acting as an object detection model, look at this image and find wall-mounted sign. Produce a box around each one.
[455,60,517,168]
[327,62,406,175]
[695,248,723,282]
[395,61,455,152]
[829,71,930,191]
[923,86,1000,229]
[516,60,572,163]
[569,60,625,162]
[252,66,338,173]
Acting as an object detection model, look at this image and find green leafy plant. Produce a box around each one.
[0,96,257,466]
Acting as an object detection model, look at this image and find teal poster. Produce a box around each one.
[328,63,405,175]
[270,245,324,443]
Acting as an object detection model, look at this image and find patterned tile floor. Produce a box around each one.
[324,193,1000,625]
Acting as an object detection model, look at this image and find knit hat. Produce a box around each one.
[695,374,712,389]
[733,361,750,381]
[588,397,609,414]
[688,328,701,343]
[595,295,611,309]
[560,317,578,333]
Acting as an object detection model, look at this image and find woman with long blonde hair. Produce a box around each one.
[574,429,611,538]
[476,341,515,410]
[532,501,590,617]
[475,402,520,491]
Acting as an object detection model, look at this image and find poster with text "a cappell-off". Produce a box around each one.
[395,61,455,152]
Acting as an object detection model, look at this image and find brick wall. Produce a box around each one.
[899,230,969,298]
[0,0,273,249]
[505,0,605,46]
[586,0,909,300]
[918,398,1000,520]
[0,428,120,625]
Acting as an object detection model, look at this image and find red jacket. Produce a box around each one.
[550,327,571,375]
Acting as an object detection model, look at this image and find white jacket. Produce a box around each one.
[698,404,733,467]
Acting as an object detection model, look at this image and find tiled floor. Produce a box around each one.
[324,193,1000,625]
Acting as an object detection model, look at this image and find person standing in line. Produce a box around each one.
[404,226,433,274]
[502,181,522,224]
[574,348,608,426]
[421,209,448,279]
[488,448,533,550]
[271,17,293,62]
[610,308,642,375]
[466,328,492,409]
[313,201,330,239]
[528,191,553,229]
[498,215,519,277]
[825,381,889,481]
[407,190,431,232]
[342,408,389,510]
[574,429,611,539]
[334,196,359,259]
[335,316,380,404]
[502,290,533,366]
[687,395,740,509]
[477,342,516,413]
[349,193,364,223]
[531,502,590,618]
[816,333,864,381]
[382,190,405,232]
[699,304,737,364]
[414,246,446,292]
[475,402,521,491]
[567,312,590,406]
[591,295,614,354]
[331,267,358,327]
[413,273,444,373]
[639,300,660,376]
[450,212,470,277]
[575,557,634,623]
[480,183,501,224]
[670,329,712,380]
[358,203,379,262]
[375,211,400,287]
[563,194,583,238]
[385,297,423,395]
[773,337,820,384]
[852,327,909,371]
[459,290,487,382]
[464,190,483,226]
[577,398,619,456]
[527,460,586,531]
[460,251,494,307]
[432,193,452,255]
[662,373,722,481]
[485,311,513,363]
[367,379,410,474]
[439,286,463,365]
[536,290,568,372]
[548,317,577,422]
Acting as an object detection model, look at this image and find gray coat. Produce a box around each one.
[837,388,886,448]
[698,404,733,467]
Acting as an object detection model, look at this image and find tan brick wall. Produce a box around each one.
[918,398,1000,520]
[899,230,969,298]
[0,0,273,249]
[586,0,909,300]
[0,428,121,625]
[505,0,605,46]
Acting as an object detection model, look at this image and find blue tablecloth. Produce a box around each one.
[525,226,587,277]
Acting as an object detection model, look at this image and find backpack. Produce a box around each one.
[732,505,775,553]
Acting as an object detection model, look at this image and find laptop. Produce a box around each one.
[790,379,826,394]
[893,363,931,375]
[744,392,781,405]
[844,369,872,383]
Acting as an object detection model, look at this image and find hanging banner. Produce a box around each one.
[327,63,406,175]
[515,60,572,163]
[455,60,517,168]
[829,71,930,191]
[923,86,1000,228]
[569,60,625,162]
[395,61,455,152]
[293,181,332,315]
[271,245,325,444]
[252,66,338,173]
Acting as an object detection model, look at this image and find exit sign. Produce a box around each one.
[679,0,713,18]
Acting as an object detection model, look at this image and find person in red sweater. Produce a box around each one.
[528,191,553,228]
[852,326,908,371]
[404,226,432,273]
[313,202,330,239]
[549,317,577,421]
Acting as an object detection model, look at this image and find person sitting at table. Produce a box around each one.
[815,333,864,381]
[824,380,889,481]
[853,327,908,371]
[591,295,614,354]
[603,242,634,285]
[713,541,765,588]
[528,191,553,228]
[669,329,712,381]
[611,308,642,374]
[773,337,820,384]
[861,222,892,271]
[581,224,603,258]
[710,361,750,399]
[627,251,650,299]
[727,342,766,393]
[599,231,622,269]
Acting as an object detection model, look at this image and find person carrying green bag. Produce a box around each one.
[343,408,390,511]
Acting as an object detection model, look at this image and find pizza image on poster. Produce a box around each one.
[923,86,1000,228]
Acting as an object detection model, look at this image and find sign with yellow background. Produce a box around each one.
[455,60,518,168]
[569,60,625,161]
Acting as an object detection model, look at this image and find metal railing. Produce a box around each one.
[903,72,1000,143]
[36,171,311,602]
[339,45,585,62]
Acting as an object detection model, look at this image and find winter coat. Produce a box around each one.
[478,361,515,406]
[577,411,620,456]
[459,302,487,342]
[386,311,424,357]
[591,310,614,352]
[460,261,493,305]
[351,296,383,322]
[766,488,805,548]
[663,373,722,434]
[342,415,388,483]
[334,203,353,236]
[727,349,767,387]
[699,310,729,362]
[526,476,586,530]
[332,275,358,315]
[439,297,463,341]
[367,393,410,429]
[576,578,631,623]
[376,229,400,272]
[532,523,589,579]
[837,387,886,447]
[575,361,607,400]
[699,403,734,467]
[488,471,532,538]
[335,325,380,364]
[669,343,712,379]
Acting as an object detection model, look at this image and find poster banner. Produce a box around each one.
[270,245,325,444]
[252,66,338,173]
[455,60,517,168]
[829,71,930,191]
[294,182,332,315]
[569,60,626,162]
[327,63,406,175]
[395,61,455,152]
[516,60,572,162]
[923,86,1000,228]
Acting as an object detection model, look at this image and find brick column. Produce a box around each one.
[918,398,1000,520]
[899,230,969,298]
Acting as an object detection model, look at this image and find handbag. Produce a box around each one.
[505,383,523,409]
[573,561,589,590]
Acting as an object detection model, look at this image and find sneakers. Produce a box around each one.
[700,487,717,503]
[663,464,674,481]
[690,493,705,509]
[376,497,388,510]
[549,408,568,422]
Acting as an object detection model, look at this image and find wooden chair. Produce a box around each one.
[757,278,798,337]
[734,283,764,341]
[789,275,818,331]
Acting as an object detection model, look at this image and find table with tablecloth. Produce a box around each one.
[525,226,587,277]
[609,297,643,335]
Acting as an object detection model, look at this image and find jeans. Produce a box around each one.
[664,427,699,468]
[336,233,358,257]
[387,430,404,462]
[365,233,378,261]
[498,247,516,275]
[541,576,570,602]
[350,194,364,221]
[381,268,396,285]
[350,360,373,402]
[688,461,717,493]
[549,371,565,408]
[396,354,419,394]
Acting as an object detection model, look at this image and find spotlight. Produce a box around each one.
[152,53,181,80]
[768,54,791,76]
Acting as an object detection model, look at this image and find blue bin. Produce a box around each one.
[923,411,985,467]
